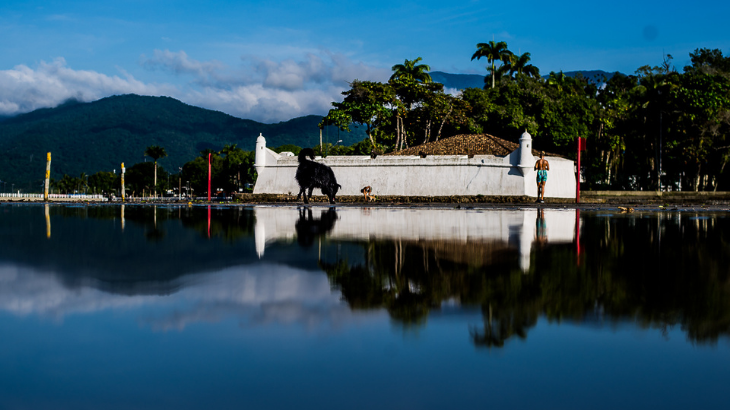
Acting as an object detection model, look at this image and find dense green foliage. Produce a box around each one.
[0,95,365,192]
[322,46,730,191]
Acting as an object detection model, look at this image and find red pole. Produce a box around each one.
[576,209,581,266]
[208,153,212,202]
[576,138,581,204]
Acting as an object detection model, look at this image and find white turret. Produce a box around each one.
[254,133,266,175]
[517,131,535,175]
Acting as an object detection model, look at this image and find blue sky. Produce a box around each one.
[0,0,728,122]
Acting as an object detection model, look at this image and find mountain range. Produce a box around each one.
[0,70,619,190]
[0,95,366,191]
[431,70,618,89]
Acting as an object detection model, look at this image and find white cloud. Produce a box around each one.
[0,262,379,331]
[0,57,174,115]
[0,51,391,122]
[141,49,224,80]
[182,50,390,121]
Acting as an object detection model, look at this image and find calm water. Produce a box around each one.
[0,203,729,410]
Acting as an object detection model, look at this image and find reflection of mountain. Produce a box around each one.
[0,204,320,295]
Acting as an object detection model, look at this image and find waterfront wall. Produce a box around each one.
[253,133,577,199]
[254,206,577,272]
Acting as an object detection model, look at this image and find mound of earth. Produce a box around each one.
[387,134,552,157]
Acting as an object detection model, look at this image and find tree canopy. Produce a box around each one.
[319,46,730,191]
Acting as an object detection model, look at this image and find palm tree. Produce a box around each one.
[78,172,88,194]
[471,41,514,88]
[144,145,167,198]
[199,148,216,157]
[486,64,512,87]
[546,71,569,93]
[510,52,540,78]
[57,174,75,194]
[390,57,433,83]
[219,143,238,156]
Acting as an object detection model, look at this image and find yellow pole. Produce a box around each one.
[121,163,125,202]
[45,204,51,239]
[44,152,51,201]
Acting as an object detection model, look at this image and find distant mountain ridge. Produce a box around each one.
[0,95,365,190]
[430,70,620,90]
[0,69,621,190]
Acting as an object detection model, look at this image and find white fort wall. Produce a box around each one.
[254,207,577,272]
[253,132,576,198]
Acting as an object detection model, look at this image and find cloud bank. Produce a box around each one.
[0,262,380,331]
[0,57,175,115]
[0,51,390,123]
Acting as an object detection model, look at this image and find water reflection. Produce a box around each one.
[0,204,729,346]
[295,207,338,248]
[254,206,576,273]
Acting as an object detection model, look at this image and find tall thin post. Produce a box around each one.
[575,209,581,266]
[658,112,663,191]
[45,204,51,239]
[44,152,51,201]
[319,127,323,153]
[576,140,581,204]
[121,163,125,202]
[208,153,212,201]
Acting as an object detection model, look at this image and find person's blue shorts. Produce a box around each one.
[536,170,548,183]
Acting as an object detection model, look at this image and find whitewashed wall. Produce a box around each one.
[254,206,577,272]
[253,133,576,199]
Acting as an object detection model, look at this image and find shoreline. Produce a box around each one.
[2,196,729,212]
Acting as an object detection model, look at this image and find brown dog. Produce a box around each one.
[361,186,373,202]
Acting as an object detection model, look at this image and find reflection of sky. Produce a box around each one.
[1,298,729,410]
[2,206,730,409]
[0,262,379,331]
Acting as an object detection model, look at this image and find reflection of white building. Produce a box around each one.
[254,206,576,272]
[253,133,577,198]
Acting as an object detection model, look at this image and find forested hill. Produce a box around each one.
[0,94,365,190]
[431,70,618,90]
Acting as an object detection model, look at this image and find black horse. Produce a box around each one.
[295,148,341,204]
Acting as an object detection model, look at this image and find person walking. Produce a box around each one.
[534,151,549,203]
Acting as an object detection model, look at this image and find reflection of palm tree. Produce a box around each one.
[144,145,167,198]
[470,303,537,348]
[471,41,514,89]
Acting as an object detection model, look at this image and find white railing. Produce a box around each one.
[0,192,233,201]
[0,193,107,200]
[112,196,233,202]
